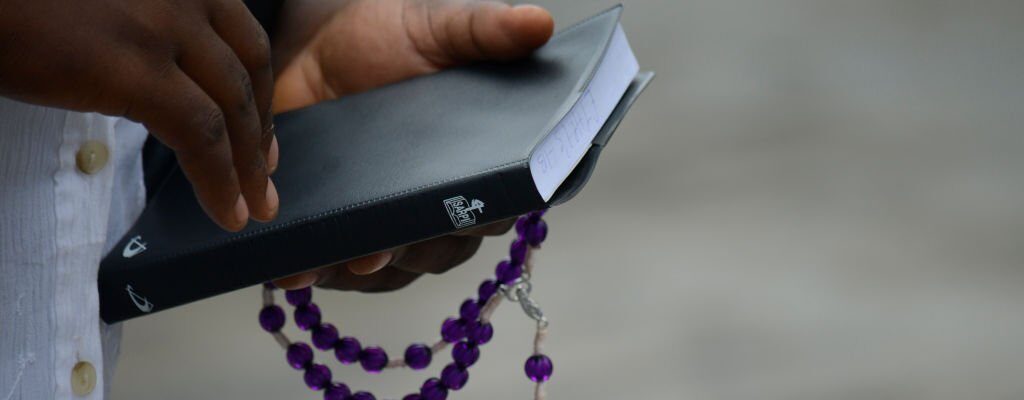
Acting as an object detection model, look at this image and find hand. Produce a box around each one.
[270,0,554,111]
[0,0,279,231]
[276,220,517,291]
[270,0,554,290]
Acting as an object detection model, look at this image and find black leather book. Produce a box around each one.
[99,5,653,323]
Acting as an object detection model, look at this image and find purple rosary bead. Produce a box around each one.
[286,343,314,370]
[509,238,528,266]
[451,342,480,367]
[467,321,494,345]
[258,305,286,332]
[515,217,529,236]
[262,213,555,398]
[304,364,332,390]
[524,354,554,383]
[294,303,322,331]
[312,323,340,350]
[359,346,389,373]
[477,280,498,303]
[323,383,351,400]
[459,299,480,321]
[285,287,313,306]
[440,364,469,391]
[495,260,522,284]
[350,392,376,400]
[440,318,467,343]
[526,220,548,247]
[420,378,448,400]
[404,344,433,370]
[334,336,361,364]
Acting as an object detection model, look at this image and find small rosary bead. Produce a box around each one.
[304,364,332,390]
[420,378,448,400]
[359,346,389,374]
[451,342,480,368]
[311,323,340,350]
[524,354,553,383]
[350,392,376,400]
[495,260,522,284]
[286,343,314,370]
[466,322,494,345]
[515,216,529,236]
[440,318,466,343]
[294,303,322,331]
[402,395,424,400]
[509,238,528,266]
[440,364,469,391]
[323,383,351,400]
[477,280,498,303]
[285,287,313,306]
[526,220,548,247]
[334,337,362,364]
[404,344,433,370]
[458,299,480,321]
[258,305,286,332]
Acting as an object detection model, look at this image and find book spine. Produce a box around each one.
[99,162,546,323]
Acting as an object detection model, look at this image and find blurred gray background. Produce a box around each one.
[111,1,1024,399]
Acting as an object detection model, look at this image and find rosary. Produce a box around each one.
[258,211,554,400]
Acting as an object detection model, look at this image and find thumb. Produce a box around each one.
[427,2,555,64]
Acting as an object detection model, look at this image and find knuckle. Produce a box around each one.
[240,72,256,110]
[194,106,227,147]
[239,27,272,70]
[245,150,267,173]
[250,28,272,67]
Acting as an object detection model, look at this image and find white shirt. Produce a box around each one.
[0,98,148,399]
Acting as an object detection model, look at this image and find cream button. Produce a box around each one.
[75,141,109,175]
[71,361,96,396]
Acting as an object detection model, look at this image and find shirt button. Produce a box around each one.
[75,141,109,175]
[71,361,97,396]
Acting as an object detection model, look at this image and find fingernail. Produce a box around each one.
[233,194,249,229]
[274,272,319,290]
[268,135,279,174]
[348,252,394,275]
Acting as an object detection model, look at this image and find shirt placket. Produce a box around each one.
[53,112,118,399]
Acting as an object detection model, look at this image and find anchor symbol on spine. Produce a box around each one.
[122,235,147,258]
[465,199,485,214]
[126,285,154,313]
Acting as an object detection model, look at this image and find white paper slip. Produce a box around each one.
[529,24,640,201]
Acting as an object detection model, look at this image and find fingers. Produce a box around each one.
[178,28,278,223]
[315,265,423,293]
[388,235,483,275]
[129,68,249,231]
[346,252,396,275]
[455,218,515,237]
[272,219,511,290]
[427,1,554,64]
[273,271,320,290]
[345,219,513,276]
[209,0,278,172]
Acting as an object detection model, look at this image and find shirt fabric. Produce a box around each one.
[0,98,148,399]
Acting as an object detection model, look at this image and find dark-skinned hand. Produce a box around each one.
[270,0,554,291]
[0,0,279,231]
